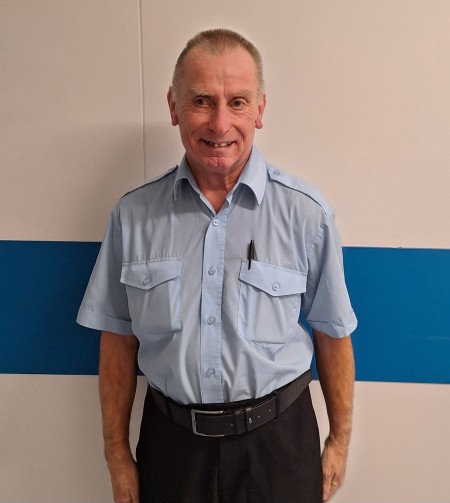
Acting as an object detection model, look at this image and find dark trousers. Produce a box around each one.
[137,385,322,503]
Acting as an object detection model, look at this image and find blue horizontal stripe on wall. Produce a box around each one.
[344,247,450,384]
[0,241,101,375]
[0,241,449,383]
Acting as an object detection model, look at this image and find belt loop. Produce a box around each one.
[244,406,256,432]
[273,388,281,416]
[233,408,247,435]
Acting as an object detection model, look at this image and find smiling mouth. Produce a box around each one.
[203,140,234,148]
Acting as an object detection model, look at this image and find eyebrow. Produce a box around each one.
[188,87,210,97]
[188,87,253,100]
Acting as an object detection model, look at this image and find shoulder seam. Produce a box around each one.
[120,166,178,199]
[266,165,333,216]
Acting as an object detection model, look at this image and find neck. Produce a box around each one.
[188,164,244,213]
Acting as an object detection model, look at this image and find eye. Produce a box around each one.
[194,96,209,107]
[231,99,246,108]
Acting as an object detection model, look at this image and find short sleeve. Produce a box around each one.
[301,213,357,338]
[76,209,133,335]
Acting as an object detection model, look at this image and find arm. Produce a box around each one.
[99,330,140,503]
[313,329,355,502]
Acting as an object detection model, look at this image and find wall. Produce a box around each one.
[1,1,449,502]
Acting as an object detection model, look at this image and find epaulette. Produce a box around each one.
[120,165,179,199]
[267,164,334,216]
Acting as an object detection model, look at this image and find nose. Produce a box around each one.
[208,104,231,136]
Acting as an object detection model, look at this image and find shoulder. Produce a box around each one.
[266,164,334,217]
[122,166,178,199]
[111,166,179,214]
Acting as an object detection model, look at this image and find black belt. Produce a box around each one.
[150,370,312,437]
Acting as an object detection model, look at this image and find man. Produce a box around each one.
[77,29,357,503]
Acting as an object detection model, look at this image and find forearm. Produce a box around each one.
[313,330,354,446]
[313,330,354,500]
[99,331,139,463]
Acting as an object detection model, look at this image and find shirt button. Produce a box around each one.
[142,277,150,285]
[212,219,219,226]
[205,368,215,377]
[207,316,216,325]
[273,170,280,176]
[272,283,280,291]
[208,267,217,275]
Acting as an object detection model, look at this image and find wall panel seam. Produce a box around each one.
[138,0,147,183]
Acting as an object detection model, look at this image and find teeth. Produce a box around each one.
[206,141,232,148]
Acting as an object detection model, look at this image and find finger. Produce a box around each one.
[113,487,136,503]
[130,486,140,503]
[325,476,341,501]
[323,483,330,501]
[330,478,339,495]
[322,471,333,501]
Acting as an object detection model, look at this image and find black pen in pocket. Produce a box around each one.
[248,240,256,269]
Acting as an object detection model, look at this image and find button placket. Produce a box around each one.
[199,212,228,402]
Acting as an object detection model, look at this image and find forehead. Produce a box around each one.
[179,46,259,93]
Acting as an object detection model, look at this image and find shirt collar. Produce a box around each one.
[173,156,200,200]
[173,145,267,205]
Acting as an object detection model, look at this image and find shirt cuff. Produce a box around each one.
[307,310,358,338]
[76,307,133,335]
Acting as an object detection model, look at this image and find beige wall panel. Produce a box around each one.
[141,0,450,248]
[0,1,145,242]
[0,376,448,503]
[0,374,146,503]
[312,381,450,503]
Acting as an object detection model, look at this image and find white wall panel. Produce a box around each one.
[0,375,146,503]
[0,0,145,242]
[313,381,450,503]
[1,376,448,503]
[141,0,450,248]
[3,1,449,246]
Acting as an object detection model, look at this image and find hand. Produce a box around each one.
[107,455,139,503]
[321,435,348,501]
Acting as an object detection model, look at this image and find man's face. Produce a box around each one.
[168,46,266,182]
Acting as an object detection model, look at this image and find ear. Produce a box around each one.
[167,87,179,126]
[255,93,266,130]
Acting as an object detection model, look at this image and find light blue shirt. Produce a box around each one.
[77,147,357,404]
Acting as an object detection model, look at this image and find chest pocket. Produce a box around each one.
[238,261,306,344]
[120,259,182,336]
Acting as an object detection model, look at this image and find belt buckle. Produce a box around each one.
[191,408,225,437]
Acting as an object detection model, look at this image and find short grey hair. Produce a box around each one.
[171,28,265,98]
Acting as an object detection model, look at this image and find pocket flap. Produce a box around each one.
[120,259,182,290]
[239,261,306,296]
